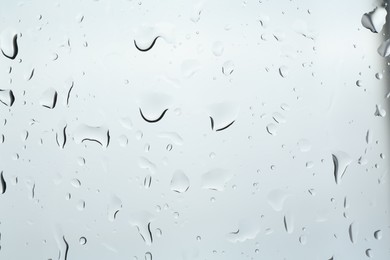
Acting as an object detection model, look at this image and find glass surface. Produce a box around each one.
[0,0,389,259]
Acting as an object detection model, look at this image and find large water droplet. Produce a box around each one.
[208,102,239,132]
[73,124,110,147]
[332,151,352,184]
[0,30,18,60]
[201,168,232,191]
[170,170,190,193]
[40,88,58,109]
[377,38,390,57]
[0,89,15,106]
[361,7,387,33]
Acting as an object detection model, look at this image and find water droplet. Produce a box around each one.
[201,168,232,191]
[71,178,81,188]
[0,171,6,194]
[374,104,386,117]
[374,230,382,240]
[145,252,152,260]
[356,80,363,87]
[375,72,383,80]
[222,60,234,75]
[208,102,239,132]
[0,30,18,59]
[297,139,311,152]
[361,7,387,33]
[170,170,190,193]
[79,237,87,245]
[365,249,372,258]
[283,213,294,234]
[40,88,57,109]
[332,151,352,184]
[108,195,122,222]
[74,124,110,147]
[299,235,307,245]
[134,26,159,52]
[377,38,390,57]
[279,66,289,78]
[272,112,286,124]
[348,222,359,244]
[212,41,224,56]
[266,123,277,136]
[196,236,201,241]
[166,144,173,151]
[118,135,128,147]
[119,117,133,130]
[0,89,15,106]
[76,200,86,211]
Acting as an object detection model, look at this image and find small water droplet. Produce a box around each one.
[374,104,386,117]
[375,72,383,80]
[71,178,81,188]
[299,235,307,245]
[196,235,201,241]
[356,80,363,87]
[377,38,390,57]
[222,60,234,75]
[79,237,87,245]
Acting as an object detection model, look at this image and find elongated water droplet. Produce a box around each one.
[108,195,122,222]
[129,211,155,245]
[348,222,358,244]
[0,89,15,106]
[0,171,6,194]
[361,7,387,33]
[283,213,294,234]
[170,170,190,193]
[332,151,352,184]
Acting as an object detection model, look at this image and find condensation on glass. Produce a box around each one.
[0,0,389,259]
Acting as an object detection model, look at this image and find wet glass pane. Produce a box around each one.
[0,0,389,259]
